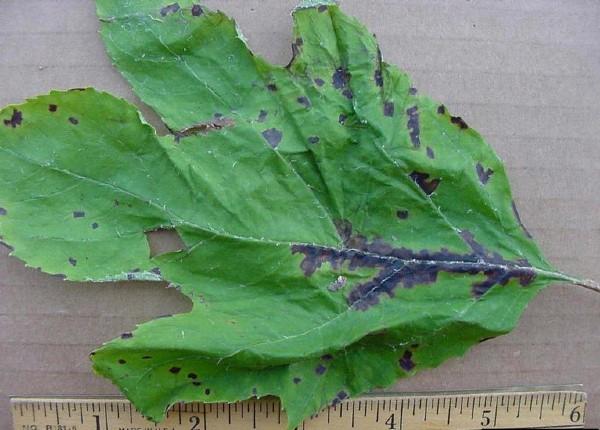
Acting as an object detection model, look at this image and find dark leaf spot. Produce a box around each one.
[399,350,414,371]
[205,388,211,395]
[437,105,446,115]
[297,96,311,108]
[267,83,278,92]
[314,78,325,87]
[118,359,126,365]
[120,332,133,339]
[315,364,326,375]
[328,275,346,292]
[450,116,469,129]
[338,114,347,125]
[374,69,383,87]
[160,2,180,16]
[4,109,22,128]
[257,110,268,123]
[476,163,493,184]
[188,373,197,379]
[142,356,152,360]
[191,4,203,16]
[68,117,79,125]
[396,210,408,219]
[169,367,181,374]
[262,128,283,148]
[318,5,328,12]
[426,147,435,159]
[295,37,304,47]
[91,222,99,229]
[383,101,395,117]
[406,106,420,148]
[512,201,533,239]
[68,257,77,267]
[308,136,320,144]
[321,354,333,361]
[336,391,348,400]
[73,211,85,218]
[293,377,302,384]
[151,267,162,276]
[292,221,535,308]
[409,87,418,95]
[193,381,202,386]
[48,104,58,112]
[332,68,350,89]
[0,208,6,216]
[409,171,440,195]
[114,200,120,206]
[252,387,257,395]
[342,89,353,100]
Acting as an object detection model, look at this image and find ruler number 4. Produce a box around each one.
[384,413,396,429]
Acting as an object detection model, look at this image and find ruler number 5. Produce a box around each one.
[480,410,492,427]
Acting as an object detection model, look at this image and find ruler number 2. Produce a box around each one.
[190,415,201,430]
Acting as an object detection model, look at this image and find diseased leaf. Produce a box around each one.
[0,2,597,429]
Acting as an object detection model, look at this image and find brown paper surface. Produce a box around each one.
[1,0,599,428]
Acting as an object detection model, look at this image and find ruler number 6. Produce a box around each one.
[569,406,582,423]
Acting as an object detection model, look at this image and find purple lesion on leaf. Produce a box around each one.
[426,147,435,159]
[293,377,302,384]
[262,128,283,148]
[396,209,408,219]
[476,163,494,184]
[408,87,418,95]
[73,211,85,218]
[160,2,180,16]
[68,117,79,125]
[384,101,395,117]
[314,78,325,87]
[511,201,533,239]
[121,332,133,339]
[291,221,536,310]
[409,171,440,195]
[48,104,58,112]
[68,257,77,266]
[315,364,327,375]
[374,69,383,87]
[3,109,22,128]
[450,116,469,129]
[398,350,414,371]
[191,4,204,16]
[331,390,348,406]
[332,68,351,90]
[257,110,268,123]
[0,208,6,216]
[297,96,311,108]
[406,106,420,148]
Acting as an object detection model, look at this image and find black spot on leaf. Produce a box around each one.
[437,105,446,115]
[257,110,268,123]
[328,275,346,292]
[476,163,493,184]
[342,89,353,99]
[120,332,133,339]
[406,106,420,148]
[262,128,283,148]
[314,78,325,87]
[188,373,197,379]
[384,101,394,117]
[191,4,203,16]
[48,104,58,112]
[396,210,408,219]
[308,136,320,144]
[150,267,162,276]
[293,377,301,384]
[4,109,22,128]
[318,5,328,12]
[169,367,181,374]
[142,356,152,360]
[267,83,278,92]
[409,87,418,95]
[0,208,6,216]
[399,350,414,371]
[73,211,85,218]
[332,68,351,89]
[205,388,211,395]
[374,69,383,87]
[337,391,348,400]
[291,221,536,309]
[68,117,79,125]
[450,116,469,129]
[160,3,180,16]
[118,359,126,364]
[426,147,435,159]
[193,381,202,386]
[68,257,77,266]
[338,114,347,125]
[297,96,311,108]
[91,222,99,229]
[321,354,333,361]
[409,171,440,195]
[315,364,326,375]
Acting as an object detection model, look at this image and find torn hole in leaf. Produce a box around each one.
[145,228,185,257]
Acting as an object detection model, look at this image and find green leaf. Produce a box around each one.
[0,1,596,429]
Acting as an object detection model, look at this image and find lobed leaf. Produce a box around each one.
[0,1,594,429]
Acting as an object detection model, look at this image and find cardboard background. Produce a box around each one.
[1,0,599,427]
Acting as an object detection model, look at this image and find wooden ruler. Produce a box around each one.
[11,387,587,430]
